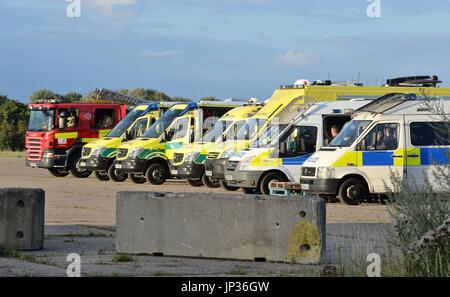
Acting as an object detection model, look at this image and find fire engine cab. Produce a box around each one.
[25,99,127,178]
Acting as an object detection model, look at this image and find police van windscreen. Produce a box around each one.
[234,118,267,140]
[251,124,289,148]
[141,108,184,138]
[328,120,371,147]
[28,109,55,132]
[107,108,143,137]
[202,120,233,142]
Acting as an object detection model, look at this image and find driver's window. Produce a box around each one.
[280,126,317,158]
[225,121,244,141]
[360,123,399,151]
[167,118,189,141]
[129,118,148,139]
[58,108,80,130]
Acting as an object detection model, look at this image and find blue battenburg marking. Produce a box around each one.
[140,103,159,116]
[362,151,394,166]
[420,147,449,165]
[282,153,313,165]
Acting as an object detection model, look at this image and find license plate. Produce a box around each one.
[115,164,122,169]
[225,175,233,181]
[79,161,86,167]
[205,170,212,176]
[301,184,310,190]
[29,163,37,167]
[171,170,178,175]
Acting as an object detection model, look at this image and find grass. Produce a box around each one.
[112,254,135,263]
[229,266,248,275]
[0,151,25,158]
[0,248,57,266]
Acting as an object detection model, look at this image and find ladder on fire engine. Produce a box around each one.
[92,88,153,106]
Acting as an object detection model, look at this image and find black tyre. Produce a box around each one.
[94,171,110,181]
[218,179,239,191]
[129,173,147,184]
[70,153,93,178]
[48,168,70,177]
[259,172,288,195]
[202,173,220,188]
[338,178,368,205]
[146,163,169,185]
[187,179,203,187]
[108,163,127,182]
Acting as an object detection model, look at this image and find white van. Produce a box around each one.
[299,93,450,204]
[223,99,376,194]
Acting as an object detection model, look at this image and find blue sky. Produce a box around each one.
[1,0,450,102]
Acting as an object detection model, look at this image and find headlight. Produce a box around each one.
[129,147,144,158]
[221,149,235,159]
[185,152,200,163]
[316,167,335,179]
[92,146,106,157]
[239,156,253,170]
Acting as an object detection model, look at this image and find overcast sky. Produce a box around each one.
[1,0,450,102]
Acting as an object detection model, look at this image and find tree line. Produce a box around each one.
[0,88,218,151]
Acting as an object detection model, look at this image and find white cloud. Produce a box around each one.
[276,50,313,67]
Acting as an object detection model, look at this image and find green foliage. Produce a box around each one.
[199,96,218,101]
[0,95,28,151]
[63,92,82,102]
[29,89,62,102]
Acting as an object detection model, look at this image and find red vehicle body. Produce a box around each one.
[25,100,127,178]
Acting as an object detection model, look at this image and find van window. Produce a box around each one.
[279,126,317,158]
[129,118,148,139]
[323,115,351,146]
[361,123,399,151]
[410,122,450,146]
[58,108,80,129]
[166,117,189,141]
[94,108,115,128]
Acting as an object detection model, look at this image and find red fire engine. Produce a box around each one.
[25,99,127,178]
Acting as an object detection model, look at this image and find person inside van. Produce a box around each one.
[331,125,340,139]
[383,126,397,150]
[369,130,385,150]
[67,111,77,128]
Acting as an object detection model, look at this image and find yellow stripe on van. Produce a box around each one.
[250,150,282,167]
[55,132,78,139]
[332,152,361,167]
[82,138,95,143]
[99,130,110,138]
[393,148,405,166]
[406,148,421,166]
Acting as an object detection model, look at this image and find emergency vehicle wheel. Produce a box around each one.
[94,171,110,181]
[202,173,220,188]
[129,173,147,184]
[108,164,127,182]
[146,163,169,185]
[260,172,288,195]
[218,180,239,191]
[187,179,203,187]
[338,178,367,205]
[70,153,93,178]
[48,168,70,177]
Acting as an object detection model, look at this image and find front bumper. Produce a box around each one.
[223,169,264,189]
[204,158,228,180]
[25,149,67,168]
[114,157,148,174]
[79,156,111,171]
[299,178,340,195]
[170,162,204,179]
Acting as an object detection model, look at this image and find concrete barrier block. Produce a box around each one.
[0,188,45,251]
[116,192,326,264]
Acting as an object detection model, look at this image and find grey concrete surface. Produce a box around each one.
[116,192,326,264]
[0,188,45,250]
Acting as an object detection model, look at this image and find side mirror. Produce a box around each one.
[58,117,66,129]
[279,142,287,156]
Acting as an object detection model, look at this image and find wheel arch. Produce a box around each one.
[257,169,289,190]
[337,173,371,195]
